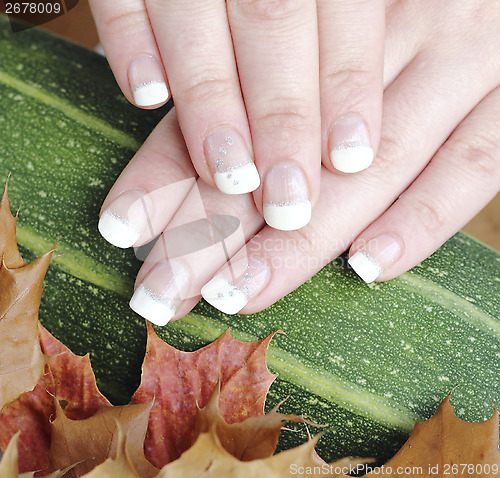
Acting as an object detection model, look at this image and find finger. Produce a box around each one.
[89,0,170,108]
[201,46,499,313]
[130,179,265,325]
[348,85,500,283]
[200,171,354,314]
[383,1,426,87]
[144,0,260,195]
[318,0,384,174]
[227,0,321,230]
[98,110,197,249]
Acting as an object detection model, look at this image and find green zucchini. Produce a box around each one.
[0,16,499,465]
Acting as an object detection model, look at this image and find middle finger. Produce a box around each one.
[228,0,321,231]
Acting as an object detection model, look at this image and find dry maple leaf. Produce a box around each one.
[0,431,70,478]
[156,425,365,478]
[194,385,311,461]
[2,184,499,478]
[0,187,302,476]
[131,323,278,468]
[339,394,500,478]
[0,325,112,474]
[155,388,367,477]
[77,423,140,478]
[0,187,52,412]
[50,401,157,478]
[0,183,25,269]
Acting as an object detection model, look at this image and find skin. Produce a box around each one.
[96,0,500,319]
[89,0,385,215]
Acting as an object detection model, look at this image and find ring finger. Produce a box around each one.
[202,49,499,312]
[227,0,321,231]
[349,85,500,283]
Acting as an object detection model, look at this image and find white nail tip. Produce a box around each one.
[263,201,311,231]
[132,81,169,107]
[129,284,175,326]
[201,275,248,315]
[330,146,374,173]
[98,210,140,249]
[214,163,261,195]
[348,251,382,283]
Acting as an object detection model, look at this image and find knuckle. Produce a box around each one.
[180,75,236,104]
[251,101,315,134]
[229,0,304,22]
[448,134,500,179]
[369,132,408,179]
[322,67,378,114]
[288,222,337,270]
[102,9,147,35]
[410,197,448,236]
[323,66,375,92]
[293,225,317,252]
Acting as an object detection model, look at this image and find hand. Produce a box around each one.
[89,0,385,232]
[98,0,500,324]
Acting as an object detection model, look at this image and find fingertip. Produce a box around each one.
[204,128,261,195]
[348,233,405,283]
[201,275,248,315]
[200,251,271,315]
[327,114,375,174]
[262,162,313,231]
[128,55,170,108]
[214,162,261,195]
[330,146,374,174]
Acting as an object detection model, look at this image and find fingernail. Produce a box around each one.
[130,261,190,326]
[263,163,311,231]
[98,190,153,248]
[204,128,260,194]
[201,254,270,315]
[348,234,404,283]
[329,115,374,173]
[129,55,169,107]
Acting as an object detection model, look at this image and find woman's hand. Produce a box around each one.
[98,0,500,324]
[89,0,385,231]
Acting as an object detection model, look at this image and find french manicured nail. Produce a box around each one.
[348,234,404,283]
[201,254,270,315]
[130,261,190,326]
[329,115,374,173]
[204,128,260,194]
[98,190,152,248]
[263,163,311,231]
[129,55,169,107]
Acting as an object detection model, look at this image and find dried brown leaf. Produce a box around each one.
[156,428,363,478]
[195,386,308,461]
[0,431,69,478]
[39,324,111,420]
[78,423,141,478]
[0,245,51,410]
[342,394,500,478]
[132,324,277,468]
[0,374,54,474]
[0,325,112,474]
[0,187,52,434]
[49,400,158,478]
[0,183,25,269]
[0,431,20,477]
